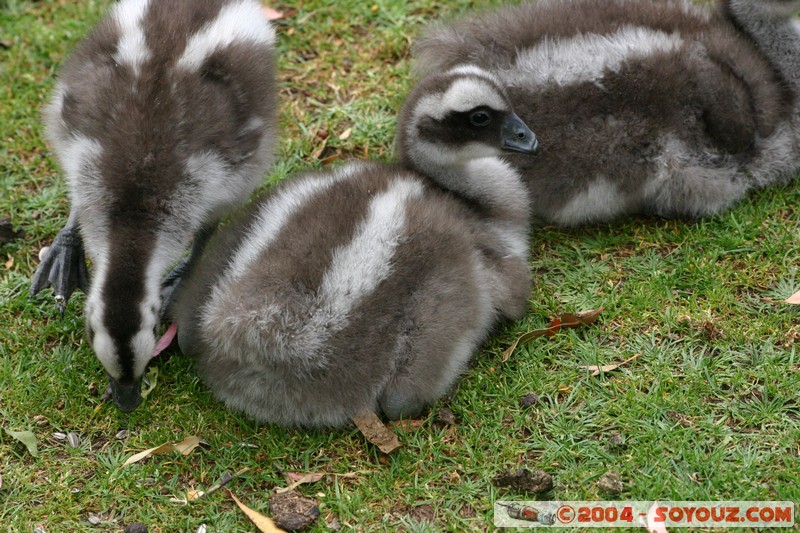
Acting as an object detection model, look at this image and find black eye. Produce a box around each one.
[469,110,491,127]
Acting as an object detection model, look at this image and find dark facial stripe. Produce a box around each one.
[100,226,154,384]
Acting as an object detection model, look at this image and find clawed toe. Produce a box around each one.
[30,228,89,313]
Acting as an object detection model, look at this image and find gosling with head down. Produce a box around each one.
[30,0,278,411]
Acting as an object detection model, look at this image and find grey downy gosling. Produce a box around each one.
[30,0,278,411]
[169,66,538,427]
[410,0,800,226]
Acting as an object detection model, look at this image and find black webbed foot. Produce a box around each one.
[30,227,89,315]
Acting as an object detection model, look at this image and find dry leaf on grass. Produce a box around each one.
[351,411,401,454]
[188,467,251,501]
[388,419,425,431]
[277,471,363,495]
[503,307,604,361]
[230,491,287,533]
[123,435,204,466]
[277,473,325,494]
[579,353,640,376]
[785,290,800,305]
[5,429,38,457]
[285,472,324,483]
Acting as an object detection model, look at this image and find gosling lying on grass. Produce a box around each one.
[170,66,537,427]
[411,0,800,225]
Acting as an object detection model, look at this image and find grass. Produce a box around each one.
[1,0,799,530]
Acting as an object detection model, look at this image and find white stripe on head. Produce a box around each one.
[177,0,276,72]
[507,25,684,87]
[447,64,501,82]
[410,73,508,128]
[89,318,121,379]
[440,77,509,116]
[111,0,152,76]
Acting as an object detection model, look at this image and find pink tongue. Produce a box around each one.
[153,322,178,358]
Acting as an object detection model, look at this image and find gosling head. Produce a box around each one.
[82,217,173,413]
[396,64,538,183]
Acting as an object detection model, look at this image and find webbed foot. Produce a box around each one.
[30,227,89,315]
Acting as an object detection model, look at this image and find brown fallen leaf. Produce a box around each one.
[122,435,203,466]
[785,290,800,305]
[310,134,328,160]
[503,307,604,361]
[319,151,342,166]
[579,353,640,376]
[277,473,324,494]
[285,472,322,483]
[338,127,352,140]
[189,467,250,501]
[388,419,425,431]
[351,411,401,454]
[276,471,363,495]
[4,254,13,270]
[230,491,287,533]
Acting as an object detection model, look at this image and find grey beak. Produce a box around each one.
[501,113,538,154]
[107,374,142,412]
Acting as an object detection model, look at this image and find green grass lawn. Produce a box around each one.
[2,0,799,530]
